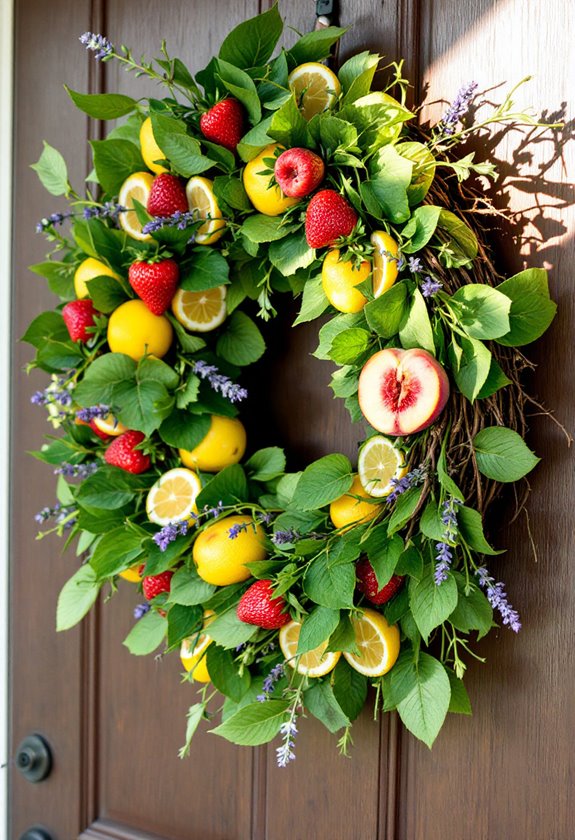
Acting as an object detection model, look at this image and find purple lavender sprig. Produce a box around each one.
[193,361,248,404]
[257,663,285,702]
[272,529,301,546]
[228,521,249,540]
[36,211,74,233]
[420,276,443,298]
[79,32,114,60]
[82,202,125,222]
[142,210,198,237]
[134,603,151,620]
[76,404,111,423]
[386,466,427,504]
[434,496,463,585]
[276,717,298,768]
[34,503,77,531]
[437,81,479,138]
[54,461,99,480]
[407,256,423,273]
[153,520,190,551]
[475,566,521,632]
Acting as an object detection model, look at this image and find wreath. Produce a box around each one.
[27,7,559,761]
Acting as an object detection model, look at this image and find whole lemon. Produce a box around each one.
[179,416,247,473]
[74,257,121,299]
[107,299,173,361]
[140,117,168,174]
[321,250,372,313]
[193,516,267,586]
[243,144,299,216]
[329,475,382,531]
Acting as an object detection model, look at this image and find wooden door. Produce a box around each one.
[10,1,574,838]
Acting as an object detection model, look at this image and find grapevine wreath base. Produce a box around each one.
[27,8,559,761]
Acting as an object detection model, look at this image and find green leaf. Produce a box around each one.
[497,268,557,346]
[399,289,435,354]
[317,115,358,155]
[179,702,207,758]
[450,285,511,340]
[473,426,539,482]
[293,275,329,325]
[395,546,424,579]
[364,281,409,338]
[240,214,297,244]
[447,670,472,714]
[90,139,146,195]
[180,250,230,292]
[176,374,201,410]
[150,113,214,177]
[65,87,137,119]
[159,410,211,450]
[56,565,101,631]
[409,567,458,643]
[206,608,258,649]
[219,4,283,68]
[314,312,365,359]
[476,358,511,399]
[305,682,350,733]
[287,26,347,66]
[196,464,248,509]
[396,141,437,206]
[449,577,493,639]
[269,93,313,148]
[207,645,251,702]
[167,315,207,354]
[168,566,216,606]
[90,527,144,579]
[30,260,75,300]
[213,175,251,211]
[75,467,143,510]
[339,52,380,104]
[215,59,261,124]
[21,310,68,348]
[216,311,265,366]
[331,659,368,721]
[269,233,315,276]
[450,335,492,402]
[123,610,167,655]
[437,441,464,501]
[298,606,340,655]
[329,328,371,364]
[237,116,275,162]
[365,532,404,588]
[114,376,173,437]
[304,553,356,610]
[291,454,352,510]
[211,698,290,746]
[85,275,129,313]
[363,145,412,223]
[31,141,69,196]
[246,447,286,482]
[401,205,442,253]
[167,604,202,650]
[76,504,130,535]
[419,499,445,541]
[387,486,424,536]
[457,506,503,555]
[437,210,478,267]
[396,653,451,748]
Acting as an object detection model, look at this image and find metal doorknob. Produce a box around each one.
[15,734,53,783]
[19,829,53,840]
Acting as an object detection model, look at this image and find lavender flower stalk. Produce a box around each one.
[434,496,463,585]
[193,361,248,403]
[79,32,114,60]
[153,520,189,551]
[142,209,198,236]
[82,202,125,221]
[420,276,443,298]
[407,256,423,273]
[257,663,285,702]
[54,461,99,480]
[36,211,74,233]
[475,566,522,632]
[437,81,478,138]
[385,466,427,504]
[276,717,298,768]
[76,404,111,423]
[134,603,151,620]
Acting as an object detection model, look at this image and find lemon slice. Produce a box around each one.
[118,171,155,241]
[185,176,226,245]
[146,467,202,526]
[358,435,407,498]
[279,620,341,677]
[371,231,400,298]
[92,413,127,437]
[342,608,400,677]
[180,612,215,683]
[171,286,227,332]
[288,62,341,120]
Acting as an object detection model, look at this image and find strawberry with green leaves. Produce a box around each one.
[199,98,246,152]
[104,430,150,474]
[128,259,179,316]
[237,579,290,629]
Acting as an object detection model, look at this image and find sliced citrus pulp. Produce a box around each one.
[146,467,202,526]
[93,413,127,437]
[358,435,407,498]
[342,608,400,677]
[171,285,227,332]
[180,611,215,683]
[118,171,154,241]
[288,62,341,120]
[371,231,400,298]
[185,176,225,244]
[279,620,341,677]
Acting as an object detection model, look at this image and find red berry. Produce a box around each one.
[356,558,404,606]
[128,259,179,316]
[146,173,188,218]
[274,148,325,198]
[199,98,245,152]
[142,570,174,601]
[237,579,290,630]
[305,189,358,249]
[62,299,99,343]
[104,430,150,474]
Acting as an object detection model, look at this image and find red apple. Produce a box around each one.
[274,148,325,198]
[358,347,449,435]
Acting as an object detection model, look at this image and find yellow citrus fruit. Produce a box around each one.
[243,144,299,216]
[140,116,168,174]
[171,286,227,332]
[74,257,121,300]
[279,620,341,677]
[193,515,267,586]
[358,435,407,498]
[119,564,142,583]
[322,249,372,314]
[118,171,155,241]
[92,413,127,437]
[180,611,215,683]
[179,416,247,473]
[329,474,382,531]
[107,299,173,361]
[146,467,202,527]
[288,62,341,120]
[185,176,226,245]
[371,231,400,298]
[342,608,400,677]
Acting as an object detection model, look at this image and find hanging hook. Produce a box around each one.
[315,0,338,30]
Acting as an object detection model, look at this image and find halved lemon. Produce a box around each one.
[146,467,202,527]
[185,176,226,245]
[358,435,407,498]
[118,171,154,241]
[371,231,400,298]
[171,285,227,332]
[119,564,142,583]
[288,62,341,120]
[279,620,341,678]
[92,413,127,437]
[180,611,215,683]
[342,608,400,677]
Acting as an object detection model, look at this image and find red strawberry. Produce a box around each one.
[146,174,188,218]
[142,569,174,601]
[237,579,290,630]
[104,430,150,474]
[274,148,325,198]
[305,189,358,248]
[128,259,179,316]
[62,299,99,342]
[356,558,404,606]
[199,98,245,152]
